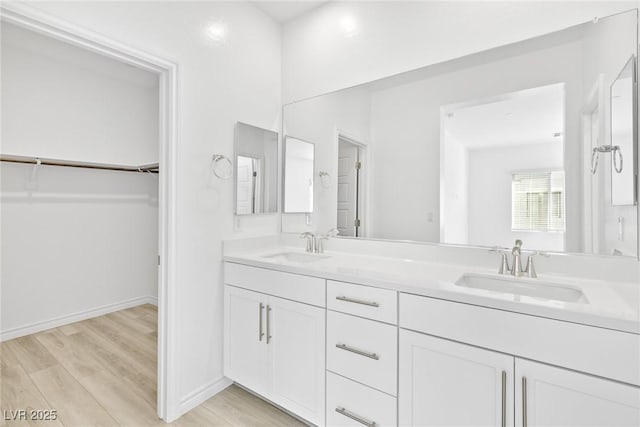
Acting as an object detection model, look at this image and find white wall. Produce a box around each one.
[2,0,282,419]
[0,164,159,337]
[282,1,639,103]
[1,22,159,165]
[1,21,159,340]
[467,142,565,251]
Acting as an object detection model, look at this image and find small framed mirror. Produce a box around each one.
[234,122,278,215]
[610,55,637,206]
[283,136,314,213]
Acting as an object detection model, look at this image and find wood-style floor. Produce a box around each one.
[0,304,305,426]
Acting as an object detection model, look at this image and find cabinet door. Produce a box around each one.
[267,296,326,426]
[515,359,640,427]
[223,286,268,395]
[399,329,514,427]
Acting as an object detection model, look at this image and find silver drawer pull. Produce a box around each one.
[336,343,379,360]
[335,406,377,427]
[336,296,379,307]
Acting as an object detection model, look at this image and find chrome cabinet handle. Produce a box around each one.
[501,371,506,427]
[258,303,264,342]
[335,406,377,427]
[336,296,379,307]
[522,376,527,427]
[266,305,272,344]
[335,343,379,360]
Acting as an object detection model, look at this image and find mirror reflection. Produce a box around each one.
[234,122,278,215]
[282,10,638,258]
[283,137,314,213]
[610,56,636,207]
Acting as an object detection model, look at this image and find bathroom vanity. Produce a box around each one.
[227,8,640,426]
[223,238,640,427]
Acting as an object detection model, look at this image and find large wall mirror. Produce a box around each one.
[234,122,278,215]
[282,9,639,258]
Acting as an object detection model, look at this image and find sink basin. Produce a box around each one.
[454,273,588,303]
[262,252,330,263]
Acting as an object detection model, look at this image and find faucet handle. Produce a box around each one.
[524,252,549,278]
[327,228,340,237]
[498,253,510,275]
[488,247,510,274]
[524,256,537,278]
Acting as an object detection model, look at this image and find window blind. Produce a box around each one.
[512,171,565,232]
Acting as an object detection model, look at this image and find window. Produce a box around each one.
[512,171,565,232]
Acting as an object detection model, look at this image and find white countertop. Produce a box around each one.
[224,246,640,335]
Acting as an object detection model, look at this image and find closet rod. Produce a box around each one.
[0,154,159,173]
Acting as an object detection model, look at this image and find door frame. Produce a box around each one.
[335,128,367,237]
[0,4,179,421]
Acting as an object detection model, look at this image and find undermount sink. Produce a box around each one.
[454,273,588,304]
[262,252,330,263]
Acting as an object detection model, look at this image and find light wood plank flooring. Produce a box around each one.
[1,305,305,426]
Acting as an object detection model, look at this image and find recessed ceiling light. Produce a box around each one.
[340,15,359,37]
[205,21,227,44]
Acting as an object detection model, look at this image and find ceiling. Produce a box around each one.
[443,83,565,149]
[252,1,328,24]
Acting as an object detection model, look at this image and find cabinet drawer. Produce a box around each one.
[400,293,640,386]
[327,311,397,395]
[327,372,397,427]
[224,262,325,307]
[327,280,397,324]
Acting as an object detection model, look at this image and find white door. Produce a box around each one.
[223,286,268,395]
[267,296,326,426]
[515,358,640,427]
[236,156,255,214]
[399,329,514,427]
[337,140,359,237]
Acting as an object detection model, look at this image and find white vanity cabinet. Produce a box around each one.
[399,329,514,427]
[515,359,640,426]
[223,263,326,426]
[399,293,640,427]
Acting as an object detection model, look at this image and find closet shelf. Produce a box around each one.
[0,154,159,173]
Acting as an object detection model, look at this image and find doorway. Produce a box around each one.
[337,134,364,237]
[0,5,178,421]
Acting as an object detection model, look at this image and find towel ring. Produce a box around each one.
[591,145,623,174]
[212,154,233,180]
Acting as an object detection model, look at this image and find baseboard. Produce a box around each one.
[0,295,158,342]
[177,376,233,419]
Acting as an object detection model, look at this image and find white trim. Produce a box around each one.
[0,296,158,342]
[178,377,233,416]
[0,3,179,422]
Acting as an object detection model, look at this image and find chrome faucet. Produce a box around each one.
[510,239,524,276]
[300,232,315,253]
[492,241,548,277]
[301,228,339,254]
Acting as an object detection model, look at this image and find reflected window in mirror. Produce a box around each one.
[441,83,566,252]
[283,137,314,213]
[235,122,278,215]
